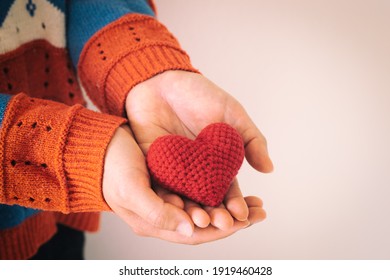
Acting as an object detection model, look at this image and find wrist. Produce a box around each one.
[63,108,126,212]
[78,14,198,117]
[102,124,147,211]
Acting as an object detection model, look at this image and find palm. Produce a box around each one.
[126,70,271,231]
[126,71,225,152]
[127,71,272,172]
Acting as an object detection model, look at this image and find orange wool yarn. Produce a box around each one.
[0,12,198,260]
[78,14,199,116]
[0,40,85,106]
[0,93,126,213]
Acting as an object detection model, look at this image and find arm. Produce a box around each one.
[67,0,272,174]
[67,0,197,116]
[0,93,125,213]
[0,92,198,239]
[66,1,270,242]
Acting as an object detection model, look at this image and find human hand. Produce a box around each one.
[103,125,262,244]
[126,70,272,234]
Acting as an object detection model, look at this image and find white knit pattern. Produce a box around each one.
[0,0,65,54]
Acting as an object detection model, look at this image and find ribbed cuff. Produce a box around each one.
[54,212,100,232]
[63,108,126,212]
[0,93,126,213]
[0,212,57,260]
[78,14,199,116]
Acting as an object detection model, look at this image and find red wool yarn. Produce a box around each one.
[146,123,245,207]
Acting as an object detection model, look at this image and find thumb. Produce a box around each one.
[103,126,194,237]
[126,177,194,237]
[226,101,274,173]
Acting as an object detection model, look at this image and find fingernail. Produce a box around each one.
[264,155,274,173]
[176,222,193,237]
[268,157,274,171]
[242,220,251,228]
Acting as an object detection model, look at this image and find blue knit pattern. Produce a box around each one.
[0,94,11,125]
[0,205,40,230]
[66,0,155,66]
[47,0,65,13]
[0,0,14,27]
[0,0,154,231]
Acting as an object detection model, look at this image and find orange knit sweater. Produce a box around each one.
[0,5,196,259]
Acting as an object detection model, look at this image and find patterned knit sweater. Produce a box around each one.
[0,0,196,259]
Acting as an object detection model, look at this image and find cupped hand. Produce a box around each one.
[126,70,272,232]
[103,125,265,244]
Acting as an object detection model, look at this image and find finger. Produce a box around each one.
[110,203,156,238]
[245,196,267,224]
[245,134,274,173]
[204,203,234,230]
[226,101,274,173]
[113,203,250,245]
[104,126,194,237]
[224,178,249,221]
[186,219,250,245]
[126,89,191,154]
[184,199,210,228]
[150,219,250,245]
[109,153,194,237]
[125,178,194,236]
[246,195,264,208]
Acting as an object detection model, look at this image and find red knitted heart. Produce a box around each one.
[146,123,245,207]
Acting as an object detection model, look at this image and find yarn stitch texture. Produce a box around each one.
[147,123,245,207]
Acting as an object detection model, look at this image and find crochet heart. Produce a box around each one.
[146,123,245,207]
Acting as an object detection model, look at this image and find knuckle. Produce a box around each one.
[147,204,168,229]
[132,227,147,237]
[187,240,200,246]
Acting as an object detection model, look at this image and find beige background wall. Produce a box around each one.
[85,0,390,259]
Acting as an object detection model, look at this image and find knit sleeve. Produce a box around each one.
[0,93,126,213]
[66,0,156,66]
[67,1,198,116]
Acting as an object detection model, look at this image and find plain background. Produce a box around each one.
[84,0,390,259]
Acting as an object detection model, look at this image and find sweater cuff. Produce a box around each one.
[78,14,199,116]
[63,106,126,212]
[0,94,126,213]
